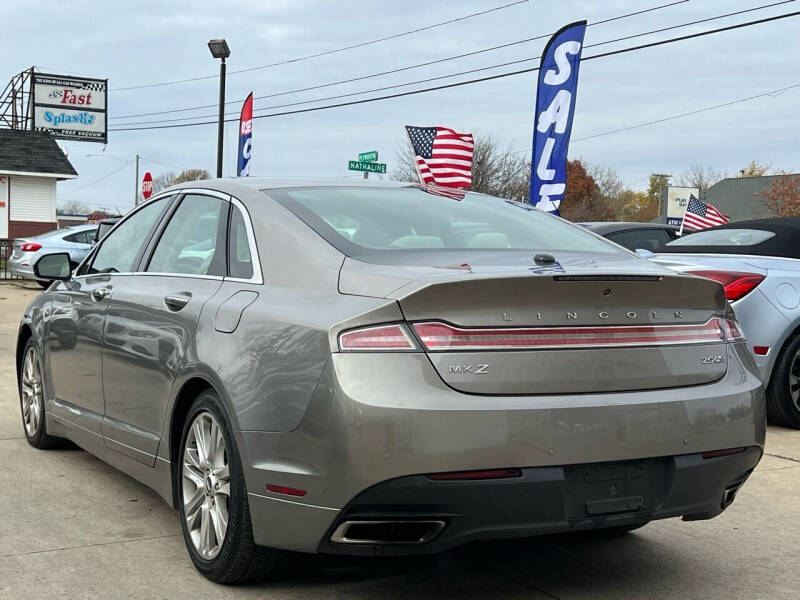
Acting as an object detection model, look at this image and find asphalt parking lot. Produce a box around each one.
[0,280,798,599]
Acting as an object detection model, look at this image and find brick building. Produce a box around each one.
[0,129,77,239]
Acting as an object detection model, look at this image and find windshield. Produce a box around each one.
[668,228,775,247]
[268,186,625,256]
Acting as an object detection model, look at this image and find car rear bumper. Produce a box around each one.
[237,342,765,553]
[317,446,761,556]
[7,256,37,279]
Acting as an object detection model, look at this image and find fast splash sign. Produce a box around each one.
[530,21,586,214]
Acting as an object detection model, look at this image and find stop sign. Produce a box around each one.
[141,171,153,200]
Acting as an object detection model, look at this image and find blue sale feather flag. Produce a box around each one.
[530,21,586,214]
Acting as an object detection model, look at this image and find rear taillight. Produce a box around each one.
[688,270,765,301]
[20,242,42,252]
[723,318,746,342]
[428,468,521,481]
[338,324,418,352]
[413,319,732,351]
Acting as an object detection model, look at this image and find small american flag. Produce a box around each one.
[682,195,730,231]
[405,125,474,189]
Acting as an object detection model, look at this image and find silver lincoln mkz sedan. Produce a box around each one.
[18,179,765,583]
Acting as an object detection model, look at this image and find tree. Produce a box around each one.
[758,172,800,217]
[151,169,211,194]
[617,189,651,221]
[57,199,90,215]
[677,163,725,191]
[586,163,623,202]
[739,160,770,177]
[559,160,615,222]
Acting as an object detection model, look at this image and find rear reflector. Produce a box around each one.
[20,242,42,252]
[428,468,522,481]
[753,345,770,355]
[701,447,747,459]
[338,324,417,351]
[688,270,765,301]
[413,318,734,351]
[266,484,307,497]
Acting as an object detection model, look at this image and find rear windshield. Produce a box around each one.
[668,228,775,247]
[267,186,624,256]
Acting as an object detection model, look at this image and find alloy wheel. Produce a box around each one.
[790,351,800,411]
[182,411,230,560]
[20,346,43,437]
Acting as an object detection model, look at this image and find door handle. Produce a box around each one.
[91,287,111,301]
[164,292,192,311]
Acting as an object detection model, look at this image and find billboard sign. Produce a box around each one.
[32,73,108,143]
[662,186,700,226]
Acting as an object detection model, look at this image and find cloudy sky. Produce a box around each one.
[5,0,800,212]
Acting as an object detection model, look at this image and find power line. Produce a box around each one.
[110,1,792,128]
[508,82,800,154]
[60,163,131,196]
[109,0,691,121]
[573,83,800,142]
[108,9,800,132]
[110,0,530,92]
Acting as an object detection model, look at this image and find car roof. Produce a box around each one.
[165,176,412,194]
[660,217,800,259]
[580,222,679,234]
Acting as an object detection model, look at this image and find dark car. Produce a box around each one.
[581,222,680,252]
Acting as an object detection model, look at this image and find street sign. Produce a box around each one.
[141,171,153,200]
[358,151,378,163]
[348,160,386,174]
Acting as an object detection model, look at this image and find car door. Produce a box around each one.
[101,191,228,465]
[45,197,173,435]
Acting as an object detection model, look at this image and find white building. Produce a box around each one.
[0,129,77,239]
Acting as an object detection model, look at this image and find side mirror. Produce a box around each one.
[34,253,72,281]
[635,248,655,258]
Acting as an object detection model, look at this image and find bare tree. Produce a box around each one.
[739,160,770,177]
[151,169,211,194]
[677,163,725,191]
[57,199,90,215]
[151,172,176,194]
[586,163,623,202]
[391,143,419,183]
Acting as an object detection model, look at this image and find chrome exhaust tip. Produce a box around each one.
[330,520,445,544]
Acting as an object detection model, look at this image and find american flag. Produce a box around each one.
[682,195,730,231]
[405,126,474,188]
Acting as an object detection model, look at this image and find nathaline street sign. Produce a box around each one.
[348,160,386,174]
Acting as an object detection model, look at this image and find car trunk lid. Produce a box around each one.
[340,253,729,394]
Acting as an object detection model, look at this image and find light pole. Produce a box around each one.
[208,39,230,179]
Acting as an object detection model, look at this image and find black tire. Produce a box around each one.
[177,389,285,583]
[18,338,60,449]
[767,335,800,429]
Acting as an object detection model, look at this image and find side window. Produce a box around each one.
[86,197,169,275]
[607,229,665,252]
[228,205,254,279]
[147,194,228,276]
[64,231,91,244]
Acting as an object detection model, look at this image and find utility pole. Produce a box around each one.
[134,154,140,206]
